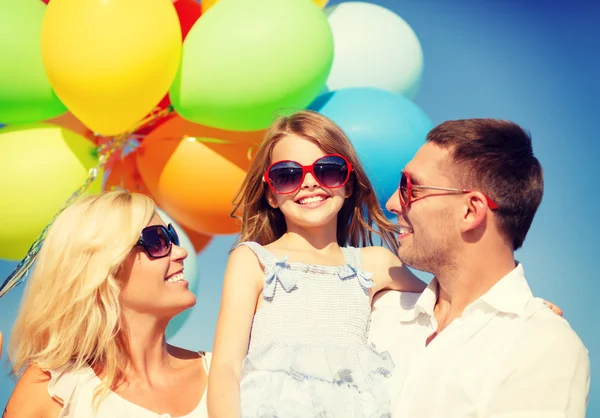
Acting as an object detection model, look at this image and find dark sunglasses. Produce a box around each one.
[263,154,353,194]
[399,170,499,210]
[136,224,180,259]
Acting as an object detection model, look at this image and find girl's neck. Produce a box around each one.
[276,230,339,252]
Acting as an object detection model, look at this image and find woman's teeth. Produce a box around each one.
[166,272,185,283]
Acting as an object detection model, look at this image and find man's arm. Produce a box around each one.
[485,319,590,418]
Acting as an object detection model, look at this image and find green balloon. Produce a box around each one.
[0,0,66,124]
[170,0,334,131]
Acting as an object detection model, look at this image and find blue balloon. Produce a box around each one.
[309,87,433,217]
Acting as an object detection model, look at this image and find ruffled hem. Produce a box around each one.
[240,369,391,418]
[242,342,393,389]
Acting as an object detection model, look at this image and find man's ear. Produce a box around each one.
[460,192,489,233]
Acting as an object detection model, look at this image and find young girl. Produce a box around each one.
[207,110,426,417]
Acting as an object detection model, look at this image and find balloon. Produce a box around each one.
[171,0,334,131]
[155,208,199,340]
[0,124,102,260]
[173,0,202,40]
[0,1,66,124]
[105,152,152,196]
[309,88,433,216]
[105,153,212,253]
[136,118,255,235]
[45,112,96,143]
[40,0,182,136]
[324,2,423,99]
[184,228,212,254]
[139,115,264,165]
[202,0,328,12]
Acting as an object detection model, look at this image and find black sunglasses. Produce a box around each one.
[136,224,180,259]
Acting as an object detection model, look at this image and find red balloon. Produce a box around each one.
[172,0,202,40]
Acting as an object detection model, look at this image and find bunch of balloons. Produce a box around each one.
[0,0,433,331]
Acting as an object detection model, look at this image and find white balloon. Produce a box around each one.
[324,2,424,99]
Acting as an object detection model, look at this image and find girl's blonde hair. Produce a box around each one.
[232,110,399,251]
[9,191,155,404]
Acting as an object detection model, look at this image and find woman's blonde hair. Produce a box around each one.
[9,191,155,404]
[232,110,399,251]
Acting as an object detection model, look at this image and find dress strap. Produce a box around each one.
[236,241,279,271]
[341,246,363,271]
[236,241,297,300]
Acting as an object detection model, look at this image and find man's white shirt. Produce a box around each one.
[369,264,590,418]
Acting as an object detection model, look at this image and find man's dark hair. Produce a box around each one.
[427,118,543,250]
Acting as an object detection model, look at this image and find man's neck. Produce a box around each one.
[433,249,516,332]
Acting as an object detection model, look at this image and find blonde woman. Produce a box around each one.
[4,191,209,418]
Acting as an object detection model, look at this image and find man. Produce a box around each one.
[369,119,590,417]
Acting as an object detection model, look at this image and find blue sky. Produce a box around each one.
[1,0,598,413]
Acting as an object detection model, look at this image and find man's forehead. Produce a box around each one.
[404,142,452,180]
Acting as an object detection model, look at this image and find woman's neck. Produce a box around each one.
[119,310,173,386]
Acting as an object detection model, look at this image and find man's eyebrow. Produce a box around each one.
[407,171,425,185]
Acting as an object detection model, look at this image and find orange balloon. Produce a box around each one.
[45,112,96,143]
[184,227,212,253]
[104,153,212,251]
[104,151,153,195]
[136,116,262,235]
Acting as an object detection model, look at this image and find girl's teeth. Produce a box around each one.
[300,196,324,204]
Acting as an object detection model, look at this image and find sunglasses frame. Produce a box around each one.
[136,224,180,260]
[399,170,499,210]
[263,154,353,195]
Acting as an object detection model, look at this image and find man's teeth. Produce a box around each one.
[299,196,325,205]
[166,273,185,283]
[399,226,414,235]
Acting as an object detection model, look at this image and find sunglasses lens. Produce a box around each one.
[313,155,349,188]
[140,226,171,258]
[268,162,303,194]
[167,224,180,247]
[399,172,408,205]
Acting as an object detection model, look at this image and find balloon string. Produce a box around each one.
[0,106,174,299]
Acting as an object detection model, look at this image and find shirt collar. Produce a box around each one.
[472,263,532,316]
[397,263,532,322]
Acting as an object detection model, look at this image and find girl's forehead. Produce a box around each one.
[271,135,328,164]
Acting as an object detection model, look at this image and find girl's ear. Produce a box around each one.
[344,176,354,199]
[266,190,279,208]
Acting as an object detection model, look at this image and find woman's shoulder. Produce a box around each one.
[4,364,63,417]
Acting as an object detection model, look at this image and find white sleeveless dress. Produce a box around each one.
[238,242,394,418]
[47,352,211,418]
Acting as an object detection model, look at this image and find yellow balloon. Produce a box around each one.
[202,0,328,12]
[40,0,182,136]
[0,124,102,260]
